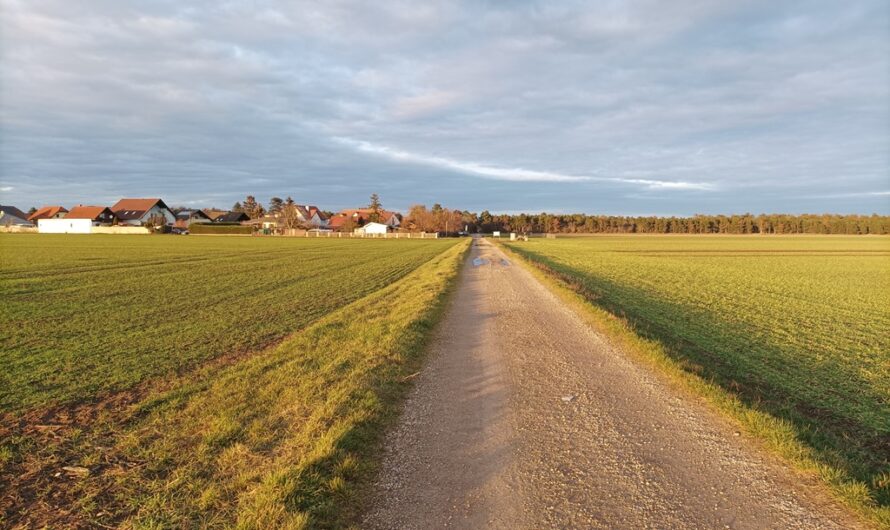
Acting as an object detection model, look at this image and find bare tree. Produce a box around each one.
[279,197,302,229]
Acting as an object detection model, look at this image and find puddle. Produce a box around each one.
[472,257,490,267]
[500,259,510,266]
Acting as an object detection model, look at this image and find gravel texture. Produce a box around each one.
[363,238,863,529]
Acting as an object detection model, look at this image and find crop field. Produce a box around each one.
[0,234,467,528]
[504,235,890,509]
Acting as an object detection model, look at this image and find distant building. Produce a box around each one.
[329,208,400,231]
[202,208,229,221]
[111,198,175,226]
[355,222,389,235]
[296,204,329,227]
[28,206,68,222]
[0,205,33,226]
[215,211,250,223]
[65,206,117,225]
[174,209,213,229]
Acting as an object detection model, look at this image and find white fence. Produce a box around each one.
[269,229,439,239]
[305,231,438,239]
[91,226,151,235]
[0,225,37,233]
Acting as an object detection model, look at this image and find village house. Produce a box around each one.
[111,198,176,226]
[0,205,33,226]
[215,211,250,223]
[173,209,213,230]
[201,208,228,221]
[293,204,329,228]
[329,208,401,231]
[354,222,389,235]
[37,205,118,233]
[65,206,117,225]
[28,206,68,222]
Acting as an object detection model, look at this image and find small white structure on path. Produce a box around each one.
[355,222,389,235]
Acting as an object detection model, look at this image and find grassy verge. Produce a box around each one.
[1,239,470,529]
[495,240,888,529]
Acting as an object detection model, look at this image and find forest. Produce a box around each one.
[402,205,890,235]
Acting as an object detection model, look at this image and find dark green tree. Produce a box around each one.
[368,193,382,222]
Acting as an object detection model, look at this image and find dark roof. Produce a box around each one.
[216,211,250,223]
[175,209,212,221]
[202,209,228,220]
[0,205,30,220]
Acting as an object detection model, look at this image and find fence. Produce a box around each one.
[311,231,438,239]
[0,225,37,234]
[265,229,438,239]
[89,226,151,235]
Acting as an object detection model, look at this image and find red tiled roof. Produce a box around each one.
[65,206,115,221]
[28,205,68,221]
[111,198,170,220]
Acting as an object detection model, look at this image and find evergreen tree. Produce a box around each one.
[368,193,382,222]
[268,197,284,215]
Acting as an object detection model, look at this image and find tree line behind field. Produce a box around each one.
[466,212,890,235]
[401,207,890,235]
[216,194,890,235]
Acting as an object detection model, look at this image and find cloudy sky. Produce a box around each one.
[1,0,888,215]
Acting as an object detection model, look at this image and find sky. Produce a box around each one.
[1,0,888,215]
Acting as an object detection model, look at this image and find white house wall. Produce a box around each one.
[38,218,93,234]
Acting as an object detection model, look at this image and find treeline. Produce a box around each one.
[405,207,890,235]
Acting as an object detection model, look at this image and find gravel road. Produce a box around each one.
[363,238,864,529]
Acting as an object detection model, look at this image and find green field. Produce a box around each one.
[0,234,466,528]
[504,235,890,509]
[0,235,458,413]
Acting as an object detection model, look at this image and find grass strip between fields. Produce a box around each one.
[495,240,889,529]
[2,239,470,529]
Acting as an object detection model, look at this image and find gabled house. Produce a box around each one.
[65,206,117,225]
[355,222,389,235]
[173,209,213,229]
[111,198,175,226]
[291,204,328,227]
[0,205,33,226]
[304,206,329,228]
[329,208,400,231]
[202,209,228,221]
[28,206,68,222]
[215,211,250,223]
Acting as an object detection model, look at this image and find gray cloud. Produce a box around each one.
[0,0,888,214]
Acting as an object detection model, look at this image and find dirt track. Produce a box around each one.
[363,238,864,529]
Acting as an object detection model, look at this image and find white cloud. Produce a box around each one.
[336,137,715,190]
[0,0,887,214]
[805,190,890,199]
